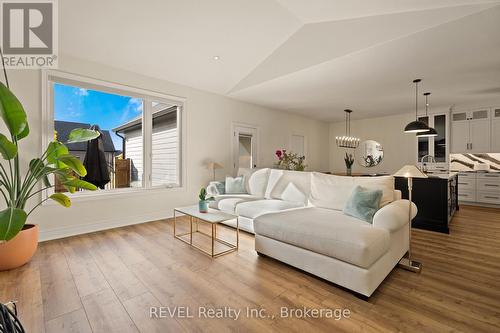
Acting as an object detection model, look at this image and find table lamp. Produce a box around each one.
[393,165,427,273]
[207,162,223,181]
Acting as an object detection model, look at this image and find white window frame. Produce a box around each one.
[41,70,187,203]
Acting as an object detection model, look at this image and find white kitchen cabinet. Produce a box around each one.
[469,119,490,152]
[492,107,500,152]
[451,119,469,153]
[451,109,491,153]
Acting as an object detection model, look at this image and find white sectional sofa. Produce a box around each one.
[208,168,416,297]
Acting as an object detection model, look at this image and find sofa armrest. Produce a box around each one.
[372,200,417,232]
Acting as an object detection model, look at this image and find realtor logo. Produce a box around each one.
[0,0,58,68]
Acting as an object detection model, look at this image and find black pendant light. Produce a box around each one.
[416,92,438,137]
[404,79,429,133]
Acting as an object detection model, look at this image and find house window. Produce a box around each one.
[45,71,184,197]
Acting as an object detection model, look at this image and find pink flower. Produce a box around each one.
[276,150,282,159]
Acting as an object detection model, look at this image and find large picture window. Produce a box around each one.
[44,71,184,197]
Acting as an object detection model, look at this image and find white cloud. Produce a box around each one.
[76,88,89,96]
[128,98,143,112]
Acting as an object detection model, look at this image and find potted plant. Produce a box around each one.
[344,152,354,176]
[0,69,99,270]
[275,149,307,171]
[198,187,214,213]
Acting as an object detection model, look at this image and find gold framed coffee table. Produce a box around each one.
[173,205,239,258]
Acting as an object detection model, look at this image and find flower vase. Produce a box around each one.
[346,167,352,176]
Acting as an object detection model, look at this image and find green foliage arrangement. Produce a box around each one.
[275,149,307,171]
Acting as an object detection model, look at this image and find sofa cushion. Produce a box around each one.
[235,199,304,219]
[209,194,260,214]
[270,170,310,205]
[254,207,390,268]
[225,176,246,194]
[264,169,284,199]
[310,173,394,211]
[238,168,270,197]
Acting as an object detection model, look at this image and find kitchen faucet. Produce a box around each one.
[420,154,436,172]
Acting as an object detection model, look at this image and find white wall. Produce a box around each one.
[5,54,329,241]
[329,113,418,174]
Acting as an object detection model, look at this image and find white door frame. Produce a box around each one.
[231,122,260,174]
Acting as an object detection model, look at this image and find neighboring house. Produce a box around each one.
[113,105,178,187]
[54,120,119,166]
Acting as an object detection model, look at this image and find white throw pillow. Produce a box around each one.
[225,176,246,194]
[270,170,311,205]
[238,168,269,197]
[310,172,355,211]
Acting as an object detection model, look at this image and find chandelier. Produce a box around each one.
[336,109,360,149]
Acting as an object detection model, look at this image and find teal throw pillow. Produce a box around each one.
[225,176,246,194]
[343,185,383,223]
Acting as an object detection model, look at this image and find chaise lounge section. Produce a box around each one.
[208,168,416,297]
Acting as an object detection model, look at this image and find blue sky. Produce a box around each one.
[54,83,143,149]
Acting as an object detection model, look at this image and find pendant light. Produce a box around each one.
[404,79,429,133]
[336,109,360,149]
[416,92,438,137]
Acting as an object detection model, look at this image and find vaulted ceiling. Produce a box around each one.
[60,0,500,121]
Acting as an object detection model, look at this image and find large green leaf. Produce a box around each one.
[62,179,97,191]
[46,141,69,167]
[56,155,87,177]
[0,133,17,159]
[49,193,71,207]
[0,82,28,139]
[67,128,100,143]
[29,158,53,187]
[0,207,27,241]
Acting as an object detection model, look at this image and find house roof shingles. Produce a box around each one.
[54,120,118,152]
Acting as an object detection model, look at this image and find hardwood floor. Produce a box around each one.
[1,205,499,332]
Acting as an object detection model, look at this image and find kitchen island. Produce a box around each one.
[395,172,458,234]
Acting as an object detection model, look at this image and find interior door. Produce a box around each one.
[233,125,258,172]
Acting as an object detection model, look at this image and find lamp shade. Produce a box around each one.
[206,162,223,170]
[404,120,429,133]
[416,127,438,137]
[393,165,428,178]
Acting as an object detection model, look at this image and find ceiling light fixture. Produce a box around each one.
[404,79,429,133]
[336,109,360,149]
[416,92,438,137]
[213,56,220,60]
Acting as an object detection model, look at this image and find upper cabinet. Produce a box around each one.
[451,108,491,153]
[492,107,500,152]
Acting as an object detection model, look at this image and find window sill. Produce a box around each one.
[42,185,186,206]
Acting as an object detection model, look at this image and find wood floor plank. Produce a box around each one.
[44,308,92,333]
[38,241,83,321]
[81,288,138,333]
[122,292,185,333]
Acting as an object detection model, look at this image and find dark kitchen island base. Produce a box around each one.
[395,173,458,234]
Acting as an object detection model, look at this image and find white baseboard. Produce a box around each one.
[39,210,174,242]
